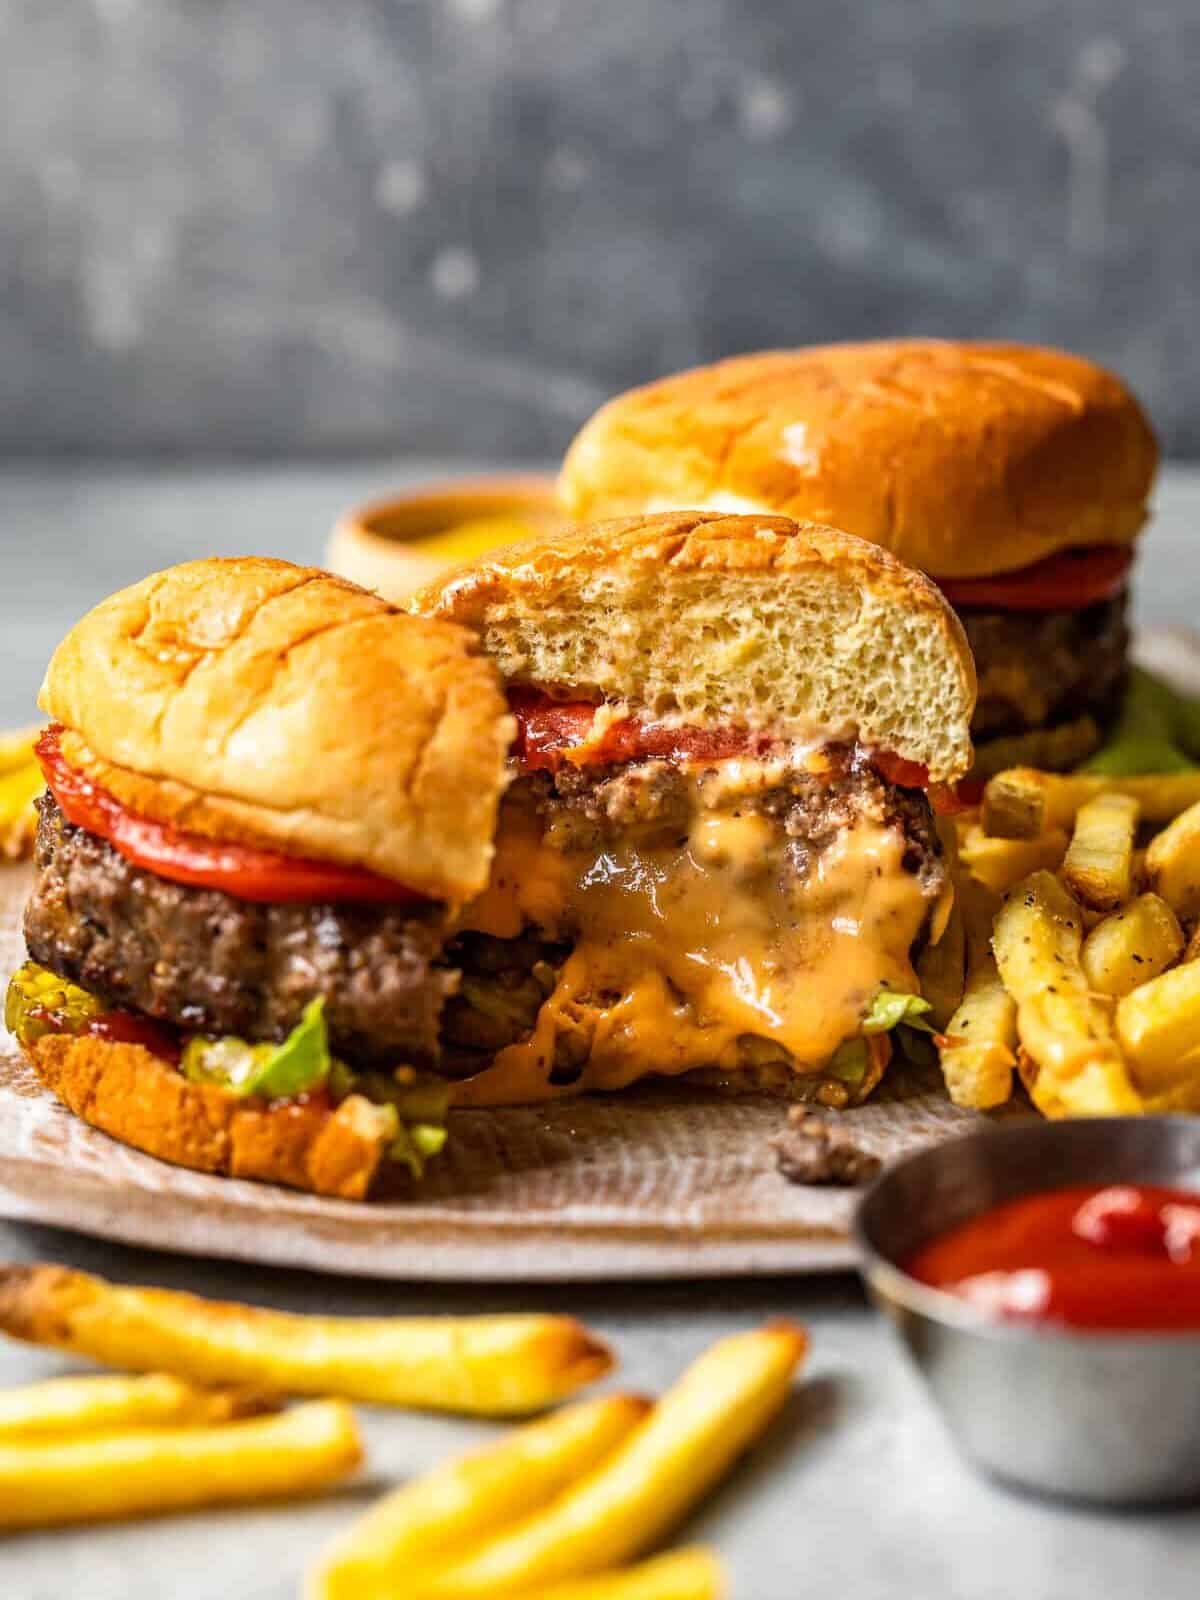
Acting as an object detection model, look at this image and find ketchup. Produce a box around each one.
[909,1184,1200,1331]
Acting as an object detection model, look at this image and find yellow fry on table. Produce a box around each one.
[308,1395,651,1600]
[0,1371,276,1442]
[938,879,1016,1109]
[1060,792,1140,912]
[1144,799,1200,920]
[0,760,43,860]
[982,769,1200,841]
[0,1266,611,1416]
[0,725,41,775]
[915,891,965,1031]
[405,1323,807,1599]
[955,821,1069,897]
[1116,960,1200,1101]
[0,1399,361,1530]
[992,871,1140,1117]
[1080,895,1184,999]
[517,1548,726,1600]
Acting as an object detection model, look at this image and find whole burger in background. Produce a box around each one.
[7,558,514,1197]
[559,340,1160,785]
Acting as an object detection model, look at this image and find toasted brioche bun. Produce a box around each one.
[24,1034,392,1199]
[559,342,1158,579]
[414,510,976,783]
[40,557,514,904]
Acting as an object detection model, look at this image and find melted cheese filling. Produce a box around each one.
[451,759,936,1106]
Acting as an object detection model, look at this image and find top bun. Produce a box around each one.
[559,341,1158,579]
[414,511,976,783]
[40,558,513,903]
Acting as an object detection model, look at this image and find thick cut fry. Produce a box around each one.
[915,893,965,1030]
[956,822,1069,896]
[406,1324,807,1599]
[1116,961,1200,1098]
[939,880,1016,1109]
[1145,800,1200,920]
[1060,792,1140,911]
[992,871,1140,1117]
[1080,895,1184,999]
[0,760,42,860]
[0,1266,611,1416]
[308,1395,651,1600]
[0,1399,360,1529]
[518,1548,725,1600]
[983,769,1200,840]
[0,1372,275,1441]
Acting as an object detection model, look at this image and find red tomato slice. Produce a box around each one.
[36,726,424,906]
[938,546,1133,612]
[507,690,971,805]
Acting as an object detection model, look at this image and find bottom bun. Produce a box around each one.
[26,1035,391,1200]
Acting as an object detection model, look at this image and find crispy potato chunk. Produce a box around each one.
[1080,895,1184,999]
[1145,800,1200,920]
[939,880,1016,1109]
[1061,792,1140,912]
[1117,960,1200,1100]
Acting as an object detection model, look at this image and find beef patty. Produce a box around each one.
[24,795,456,1067]
[963,593,1128,740]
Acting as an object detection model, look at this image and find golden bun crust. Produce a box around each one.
[416,510,976,782]
[40,558,514,904]
[558,341,1158,578]
[26,1035,391,1199]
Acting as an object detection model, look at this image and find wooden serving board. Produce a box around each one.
[0,629,1192,1282]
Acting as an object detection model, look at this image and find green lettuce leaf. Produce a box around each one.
[861,989,935,1036]
[180,998,331,1099]
[1082,669,1199,776]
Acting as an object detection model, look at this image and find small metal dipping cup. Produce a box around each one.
[855,1117,1200,1504]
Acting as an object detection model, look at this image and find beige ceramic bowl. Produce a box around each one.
[327,474,562,602]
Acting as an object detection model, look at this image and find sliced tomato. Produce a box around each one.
[938,546,1133,612]
[36,726,424,906]
[508,690,769,771]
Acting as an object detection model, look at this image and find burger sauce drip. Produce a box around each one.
[909,1183,1200,1330]
[27,1005,181,1065]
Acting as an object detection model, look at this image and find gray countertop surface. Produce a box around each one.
[2,461,1199,1599]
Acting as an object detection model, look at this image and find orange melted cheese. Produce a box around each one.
[453,766,935,1106]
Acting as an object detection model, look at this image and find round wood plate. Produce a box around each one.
[1,630,1190,1281]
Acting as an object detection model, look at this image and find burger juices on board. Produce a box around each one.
[414,510,975,1109]
[559,341,1158,780]
[8,558,513,1196]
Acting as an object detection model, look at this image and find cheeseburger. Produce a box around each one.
[8,558,513,1197]
[415,511,975,1108]
[559,341,1158,778]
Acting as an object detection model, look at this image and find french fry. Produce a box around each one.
[915,892,965,1030]
[1080,895,1185,999]
[992,871,1140,1117]
[0,1266,611,1417]
[0,725,40,775]
[0,759,42,860]
[938,880,1016,1109]
[956,821,1069,896]
[518,1548,726,1600]
[0,1371,276,1442]
[308,1395,651,1600]
[1145,800,1200,920]
[406,1324,807,1599]
[1060,792,1140,911]
[983,769,1200,840]
[0,1399,361,1530]
[1116,961,1200,1098]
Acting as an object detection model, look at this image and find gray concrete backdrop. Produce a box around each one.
[2,1,1198,461]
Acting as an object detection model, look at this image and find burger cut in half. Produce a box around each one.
[8,559,513,1197]
[414,511,976,1108]
[559,341,1158,783]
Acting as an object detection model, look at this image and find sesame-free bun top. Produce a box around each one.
[415,511,976,783]
[558,342,1158,579]
[40,558,514,903]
